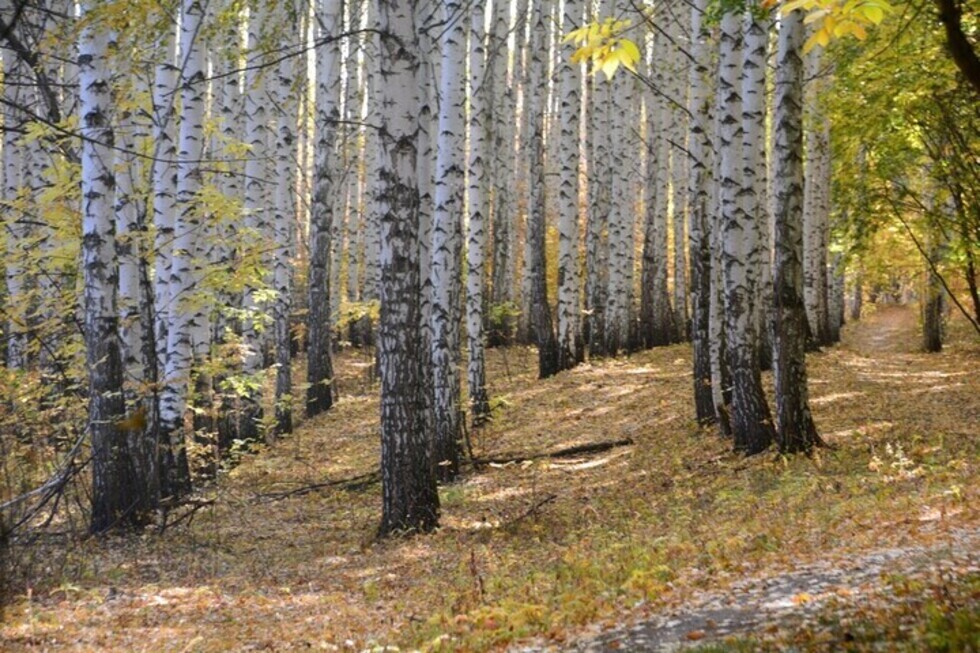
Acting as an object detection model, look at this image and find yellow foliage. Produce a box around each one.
[774,0,894,51]
[564,18,641,79]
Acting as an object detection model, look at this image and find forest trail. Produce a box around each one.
[2,306,977,651]
[553,528,979,652]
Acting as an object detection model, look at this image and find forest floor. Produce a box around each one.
[1,305,978,652]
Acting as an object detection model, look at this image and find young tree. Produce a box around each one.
[376,0,440,536]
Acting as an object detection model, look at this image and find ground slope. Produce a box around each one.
[1,305,978,652]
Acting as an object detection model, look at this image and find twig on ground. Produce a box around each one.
[473,437,635,465]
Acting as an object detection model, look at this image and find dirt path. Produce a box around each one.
[545,528,978,652]
[845,304,922,356]
[517,307,980,652]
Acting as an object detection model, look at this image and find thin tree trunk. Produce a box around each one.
[466,1,490,425]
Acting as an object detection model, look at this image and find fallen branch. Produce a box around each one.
[255,470,381,503]
[253,438,633,504]
[473,437,635,466]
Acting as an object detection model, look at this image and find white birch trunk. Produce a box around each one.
[688,0,716,424]
[79,1,145,531]
[489,0,517,344]
[556,0,582,370]
[307,0,343,418]
[272,0,298,435]
[2,40,27,369]
[239,1,272,441]
[160,0,209,489]
[466,1,490,423]
[430,0,466,481]
[719,11,775,454]
[772,8,822,453]
[742,12,774,371]
[376,0,440,537]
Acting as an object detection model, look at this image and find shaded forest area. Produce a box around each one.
[1,0,978,649]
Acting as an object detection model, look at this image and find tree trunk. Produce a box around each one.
[526,0,559,378]
[272,0,298,436]
[687,0,715,426]
[239,2,270,443]
[466,1,490,425]
[922,242,944,352]
[161,0,209,495]
[742,12,774,372]
[719,11,775,455]
[431,0,466,482]
[79,1,142,532]
[488,0,517,346]
[556,0,582,371]
[585,31,610,358]
[772,8,822,454]
[307,0,342,419]
[640,28,676,349]
[376,0,440,537]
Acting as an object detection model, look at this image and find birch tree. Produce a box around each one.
[772,8,823,453]
[718,10,775,454]
[430,0,466,481]
[688,0,717,425]
[556,0,582,370]
[79,0,142,532]
[489,0,518,346]
[641,28,676,349]
[239,1,271,442]
[466,1,490,424]
[803,43,832,346]
[526,0,559,378]
[160,0,209,494]
[271,0,298,435]
[307,0,342,419]
[376,0,440,536]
